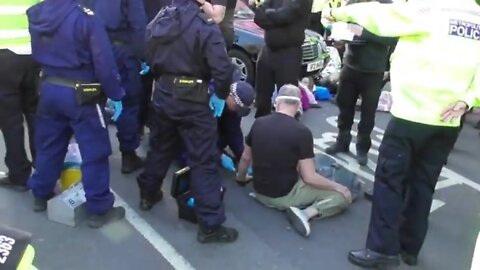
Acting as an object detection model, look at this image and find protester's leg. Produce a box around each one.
[254,48,276,118]
[256,180,348,236]
[399,127,459,260]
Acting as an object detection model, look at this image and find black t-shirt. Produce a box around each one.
[246,113,315,198]
[207,0,236,48]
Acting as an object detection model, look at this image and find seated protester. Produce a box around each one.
[177,68,255,169]
[236,84,352,237]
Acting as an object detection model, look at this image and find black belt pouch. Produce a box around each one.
[171,76,209,104]
[74,83,106,105]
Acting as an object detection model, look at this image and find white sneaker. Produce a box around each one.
[285,207,311,237]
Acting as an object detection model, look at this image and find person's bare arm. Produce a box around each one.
[237,145,252,182]
[197,0,226,23]
[298,158,352,203]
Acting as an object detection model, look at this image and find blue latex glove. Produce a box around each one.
[247,166,253,176]
[209,94,226,118]
[221,154,236,172]
[139,62,150,75]
[106,99,123,122]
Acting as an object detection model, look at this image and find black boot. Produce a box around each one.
[356,134,371,166]
[33,193,55,212]
[139,190,163,211]
[400,251,418,266]
[0,176,28,192]
[88,207,126,228]
[121,152,144,174]
[356,151,368,166]
[197,225,238,244]
[348,248,400,268]
[325,131,351,155]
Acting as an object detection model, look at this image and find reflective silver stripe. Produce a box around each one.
[0,6,30,15]
[95,104,106,129]
[230,83,245,107]
[0,29,30,39]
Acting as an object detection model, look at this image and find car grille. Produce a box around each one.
[302,42,320,62]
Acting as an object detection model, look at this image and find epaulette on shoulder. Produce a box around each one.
[197,12,214,24]
[77,5,95,16]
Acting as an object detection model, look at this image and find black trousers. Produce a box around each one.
[254,46,302,118]
[336,65,384,152]
[139,73,154,130]
[0,50,39,184]
[137,89,225,227]
[366,117,459,256]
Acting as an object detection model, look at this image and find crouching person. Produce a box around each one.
[236,84,352,237]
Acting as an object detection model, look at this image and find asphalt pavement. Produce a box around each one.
[1,100,479,270]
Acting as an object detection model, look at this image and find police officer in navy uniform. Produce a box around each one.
[27,0,126,228]
[80,0,147,174]
[138,0,238,243]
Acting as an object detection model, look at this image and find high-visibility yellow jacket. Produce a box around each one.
[329,0,480,127]
[312,0,346,12]
[0,0,40,55]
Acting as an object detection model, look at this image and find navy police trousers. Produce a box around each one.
[137,89,225,227]
[366,117,459,256]
[28,82,114,215]
[115,58,143,153]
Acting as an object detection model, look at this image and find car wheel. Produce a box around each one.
[229,49,255,85]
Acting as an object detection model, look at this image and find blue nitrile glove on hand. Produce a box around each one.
[221,154,236,172]
[209,94,226,117]
[139,62,150,75]
[247,166,253,176]
[107,99,123,122]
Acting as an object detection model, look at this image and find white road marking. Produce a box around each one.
[435,178,461,190]
[472,232,480,270]
[112,192,196,270]
[430,200,445,212]
[315,116,480,214]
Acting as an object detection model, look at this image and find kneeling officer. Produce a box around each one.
[138,0,238,243]
[27,0,126,228]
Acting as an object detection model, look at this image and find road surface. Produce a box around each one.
[1,102,479,270]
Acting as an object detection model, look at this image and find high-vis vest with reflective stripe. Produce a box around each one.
[330,0,480,127]
[0,0,39,54]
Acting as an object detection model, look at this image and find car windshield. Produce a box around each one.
[234,1,255,19]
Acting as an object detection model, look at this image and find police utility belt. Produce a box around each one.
[43,76,106,105]
[159,75,210,104]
